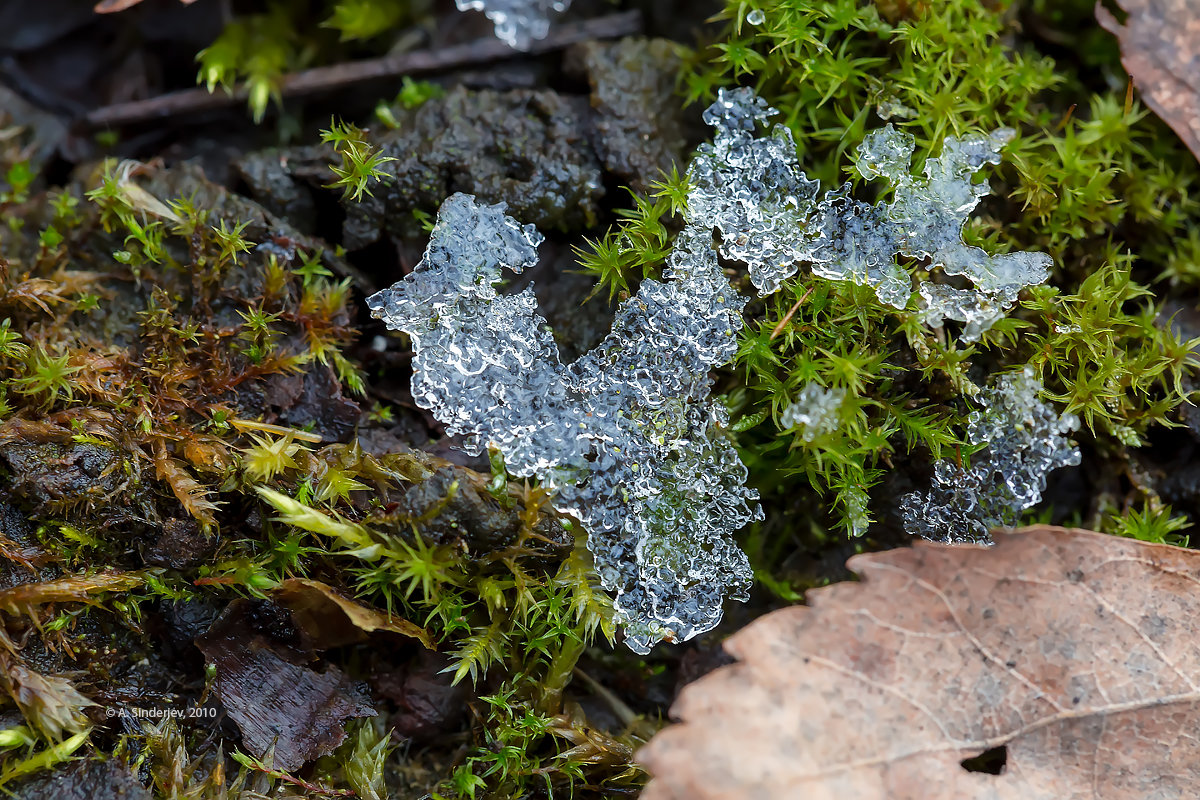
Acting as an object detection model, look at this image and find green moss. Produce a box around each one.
[0,145,628,787]
[579,0,1199,547]
[196,1,431,121]
[250,478,631,798]
[320,119,397,202]
[1103,500,1191,547]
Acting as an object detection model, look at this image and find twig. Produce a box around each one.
[86,11,643,129]
[769,286,814,341]
[572,667,639,728]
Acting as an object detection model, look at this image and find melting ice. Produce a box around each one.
[368,88,1065,650]
[456,0,571,50]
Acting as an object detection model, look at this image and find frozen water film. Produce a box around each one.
[455,0,570,50]
[899,368,1081,544]
[780,383,845,443]
[686,87,1052,341]
[368,195,760,654]
[369,88,1064,649]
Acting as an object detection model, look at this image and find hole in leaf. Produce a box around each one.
[960,745,1007,775]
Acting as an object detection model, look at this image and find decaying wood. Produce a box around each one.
[196,601,376,772]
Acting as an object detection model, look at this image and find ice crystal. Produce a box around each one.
[686,87,1052,340]
[899,368,1082,544]
[455,0,570,50]
[875,95,917,121]
[841,486,871,539]
[367,88,1059,649]
[367,194,760,654]
[780,383,845,442]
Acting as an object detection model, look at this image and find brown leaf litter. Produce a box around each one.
[640,525,1200,800]
[1098,0,1200,160]
[271,577,434,650]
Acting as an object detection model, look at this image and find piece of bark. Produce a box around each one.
[1097,0,1200,160]
[640,526,1200,800]
[196,601,375,772]
[369,649,470,741]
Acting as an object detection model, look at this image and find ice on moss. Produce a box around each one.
[917,283,1007,343]
[455,0,570,50]
[686,87,1052,340]
[842,485,871,539]
[780,383,845,442]
[367,89,1058,649]
[875,95,917,122]
[368,194,760,654]
[899,368,1081,544]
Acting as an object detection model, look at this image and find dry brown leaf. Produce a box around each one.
[271,577,435,651]
[1097,0,1200,160]
[94,0,201,13]
[639,526,1200,800]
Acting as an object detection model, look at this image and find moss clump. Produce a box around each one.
[197,0,433,121]
[0,148,636,796]
[582,0,1198,552]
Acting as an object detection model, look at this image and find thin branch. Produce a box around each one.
[85,11,643,128]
